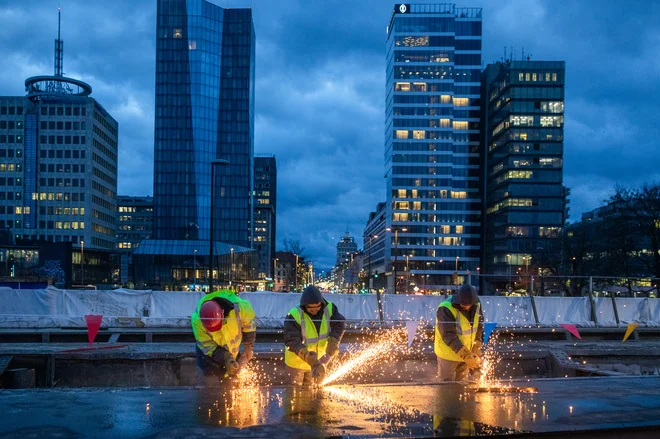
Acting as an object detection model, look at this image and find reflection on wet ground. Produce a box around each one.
[2,376,660,438]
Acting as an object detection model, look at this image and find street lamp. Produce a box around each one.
[193,249,197,290]
[209,159,229,294]
[536,246,545,296]
[367,234,378,294]
[386,227,407,294]
[455,256,459,293]
[229,247,234,287]
[507,254,512,294]
[294,254,299,292]
[80,240,84,286]
[273,258,278,292]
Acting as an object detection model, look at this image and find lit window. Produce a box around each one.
[453,98,469,107]
[173,29,182,38]
[525,73,530,81]
[545,73,551,81]
[532,73,537,81]
[188,41,196,50]
[441,95,451,104]
[519,73,524,81]
[441,225,450,234]
[395,82,411,92]
[395,130,408,139]
[552,73,557,81]
[15,207,21,214]
[451,191,467,199]
[412,130,425,139]
[397,189,406,198]
[453,121,468,130]
[56,222,63,229]
[440,118,451,127]
[455,225,464,234]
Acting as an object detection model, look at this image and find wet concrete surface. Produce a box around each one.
[1,376,660,438]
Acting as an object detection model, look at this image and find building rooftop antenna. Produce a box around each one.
[54,8,64,77]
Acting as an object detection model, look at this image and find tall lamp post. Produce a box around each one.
[386,227,407,294]
[229,247,234,287]
[193,249,197,290]
[80,240,84,286]
[294,254,299,292]
[209,159,229,294]
[273,258,278,292]
[455,256,459,294]
[367,234,378,294]
[507,254,512,294]
[536,246,545,296]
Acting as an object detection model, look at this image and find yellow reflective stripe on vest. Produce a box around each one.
[285,302,332,370]
[299,306,330,344]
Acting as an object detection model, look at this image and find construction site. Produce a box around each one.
[1,288,660,438]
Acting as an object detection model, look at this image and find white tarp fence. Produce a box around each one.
[0,287,659,329]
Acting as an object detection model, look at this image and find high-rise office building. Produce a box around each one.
[253,155,276,279]
[383,4,482,293]
[116,195,153,284]
[153,0,255,248]
[0,12,118,255]
[481,61,567,287]
[135,0,256,289]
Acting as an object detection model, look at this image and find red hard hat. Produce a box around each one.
[200,300,224,332]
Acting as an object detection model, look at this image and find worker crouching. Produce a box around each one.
[435,284,484,381]
[284,285,346,386]
[192,290,257,385]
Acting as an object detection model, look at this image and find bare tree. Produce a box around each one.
[282,239,308,260]
[609,183,660,278]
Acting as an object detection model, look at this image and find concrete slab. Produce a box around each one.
[1,376,660,438]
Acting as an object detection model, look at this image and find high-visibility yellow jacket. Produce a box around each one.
[191,290,256,360]
[284,302,334,370]
[434,297,481,362]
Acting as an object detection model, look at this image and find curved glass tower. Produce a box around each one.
[153,0,255,249]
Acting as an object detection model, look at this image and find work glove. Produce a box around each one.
[457,346,471,360]
[237,344,254,369]
[225,357,240,376]
[465,353,481,370]
[326,336,340,358]
[298,348,318,367]
[217,350,240,376]
[311,362,326,381]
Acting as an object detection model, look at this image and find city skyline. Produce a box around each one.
[1,0,658,269]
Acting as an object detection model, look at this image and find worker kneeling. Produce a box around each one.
[192,290,256,384]
[435,284,484,381]
[284,285,346,386]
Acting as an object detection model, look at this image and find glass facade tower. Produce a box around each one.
[384,4,482,293]
[153,0,255,249]
[481,61,567,283]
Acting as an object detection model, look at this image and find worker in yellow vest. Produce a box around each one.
[284,285,346,386]
[191,290,256,383]
[434,284,484,381]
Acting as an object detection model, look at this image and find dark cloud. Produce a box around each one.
[0,0,658,269]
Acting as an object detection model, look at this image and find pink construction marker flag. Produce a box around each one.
[560,324,581,340]
[84,315,103,346]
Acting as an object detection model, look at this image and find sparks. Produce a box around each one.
[321,327,410,386]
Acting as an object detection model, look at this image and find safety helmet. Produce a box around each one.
[200,300,224,332]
